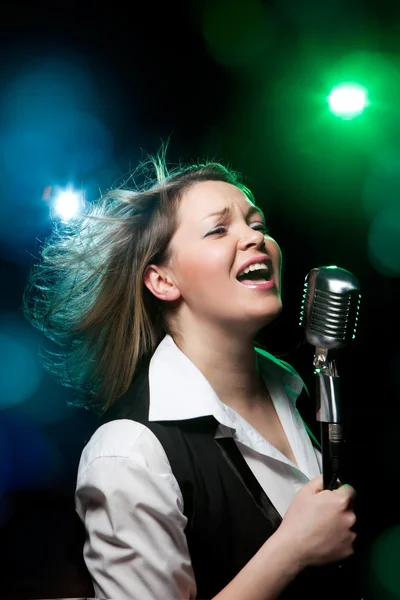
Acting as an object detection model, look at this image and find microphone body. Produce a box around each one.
[300,266,361,489]
[300,265,361,351]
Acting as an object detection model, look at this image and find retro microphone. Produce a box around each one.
[299,266,361,490]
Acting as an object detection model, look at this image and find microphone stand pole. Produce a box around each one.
[313,348,343,490]
[313,348,360,596]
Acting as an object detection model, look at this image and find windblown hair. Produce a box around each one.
[23,150,255,412]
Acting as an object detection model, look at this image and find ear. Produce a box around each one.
[143,264,181,302]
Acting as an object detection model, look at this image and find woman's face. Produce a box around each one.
[162,180,282,333]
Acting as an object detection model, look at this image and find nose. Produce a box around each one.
[237,228,266,251]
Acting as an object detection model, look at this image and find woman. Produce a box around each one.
[24,153,357,599]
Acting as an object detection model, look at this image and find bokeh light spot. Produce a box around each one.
[0,317,43,409]
[368,207,400,277]
[363,145,400,218]
[370,525,400,598]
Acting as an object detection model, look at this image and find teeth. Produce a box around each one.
[240,262,269,276]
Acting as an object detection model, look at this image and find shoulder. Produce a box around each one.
[77,419,172,482]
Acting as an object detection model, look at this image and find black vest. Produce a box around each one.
[100,366,361,600]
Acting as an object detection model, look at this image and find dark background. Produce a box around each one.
[1,0,400,598]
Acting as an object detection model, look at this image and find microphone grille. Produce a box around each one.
[299,266,361,349]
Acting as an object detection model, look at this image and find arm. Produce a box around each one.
[214,476,356,600]
[75,421,197,600]
[213,529,303,600]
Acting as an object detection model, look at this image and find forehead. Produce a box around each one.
[178,180,254,222]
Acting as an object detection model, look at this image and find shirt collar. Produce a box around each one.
[148,334,305,423]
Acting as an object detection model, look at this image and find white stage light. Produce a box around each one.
[55,191,80,220]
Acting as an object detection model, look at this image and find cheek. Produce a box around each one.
[265,238,282,273]
[175,247,230,286]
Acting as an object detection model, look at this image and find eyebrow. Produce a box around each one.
[203,205,265,222]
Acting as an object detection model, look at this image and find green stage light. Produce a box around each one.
[328,83,368,119]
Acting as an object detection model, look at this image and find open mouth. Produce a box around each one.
[236,265,271,285]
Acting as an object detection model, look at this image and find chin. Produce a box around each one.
[247,298,282,335]
[261,311,281,329]
[259,297,283,326]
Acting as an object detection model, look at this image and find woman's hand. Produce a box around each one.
[276,475,356,568]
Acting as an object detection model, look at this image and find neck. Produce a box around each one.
[173,321,268,411]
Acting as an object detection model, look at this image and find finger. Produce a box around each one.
[307,475,324,494]
[335,483,356,503]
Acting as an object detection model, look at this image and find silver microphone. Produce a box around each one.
[299,265,361,352]
[299,266,361,489]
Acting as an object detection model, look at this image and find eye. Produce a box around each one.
[252,223,269,233]
[207,226,226,236]
[206,222,269,236]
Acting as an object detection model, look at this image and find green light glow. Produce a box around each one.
[368,207,400,276]
[370,525,400,597]
[328,83,368,119]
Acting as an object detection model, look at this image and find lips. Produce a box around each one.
[236,278,275,291]
[236,255,270,278]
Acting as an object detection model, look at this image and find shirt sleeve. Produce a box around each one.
[75,420,197,600]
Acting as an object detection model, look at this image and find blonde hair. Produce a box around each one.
[23,150,255,412]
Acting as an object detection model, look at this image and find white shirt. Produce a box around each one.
[75,334,322,600]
